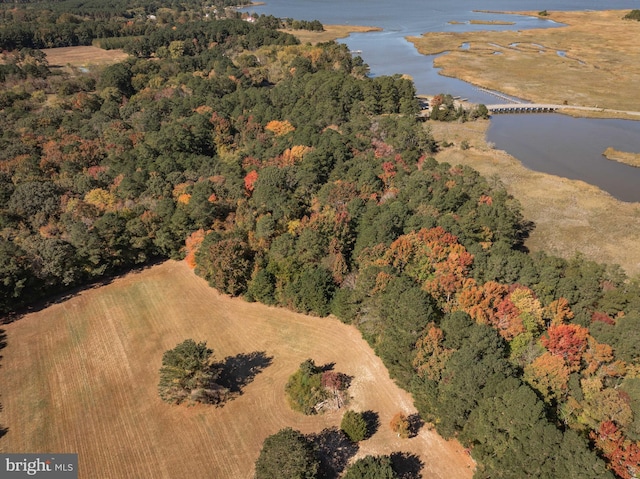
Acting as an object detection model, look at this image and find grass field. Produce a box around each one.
[429,120,640,277]
[408,10,640,116]
[0,261,473,479]
[43,46,129,68]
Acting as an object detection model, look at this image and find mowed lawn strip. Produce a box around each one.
[0,261,474,478]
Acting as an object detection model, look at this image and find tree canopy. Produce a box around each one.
[158,339,226,405]
[343,455,397,479]
[254,428,319,479]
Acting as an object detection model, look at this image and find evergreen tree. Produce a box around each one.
[340,410,368,442]
[255,428,319,479]
[343,456,397,479]
[158,339,226,405]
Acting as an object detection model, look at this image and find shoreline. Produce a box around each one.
[602,147,640,168]
[285,24,382,44]
[428,120,640,277]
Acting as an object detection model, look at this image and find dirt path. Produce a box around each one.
[0,261,474,478]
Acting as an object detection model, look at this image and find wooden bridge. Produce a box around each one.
[487,104,560,114]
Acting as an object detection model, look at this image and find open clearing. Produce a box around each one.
[43,45,129,68]
[0,261,473,478]
[408,10,640,116]
[429,120,640,277]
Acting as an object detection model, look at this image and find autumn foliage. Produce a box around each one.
[265,119,295,136]
[413,325,453,381]
[244,170,259,193]
[389,412,410,438]
[591,421,640,479]
[541,324,590,370]
[524,352,570,401]
[184,229,206,269]
[374,227,474,307]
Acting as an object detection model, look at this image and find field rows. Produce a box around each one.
[0,261,473,478]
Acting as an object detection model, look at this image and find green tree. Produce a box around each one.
[8,181,60,227]
[284,265,335,316]
[340,410,368,442]
[98,62,134,97]
[436,320,514,437]
[158,339,225,405]
[343,455,397,479]
[195,233,254,296]
[374,276,438,386]
[246,268,276,305]
[0,239,33,314]
[285,359,328,415]
[255,427,319,479]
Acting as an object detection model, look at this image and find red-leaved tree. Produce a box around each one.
[591,421,640,479]
[541,323,589,370]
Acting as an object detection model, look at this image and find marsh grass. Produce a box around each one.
[429,120,640,277]
[603,147,640,168]
[408,10,640,115]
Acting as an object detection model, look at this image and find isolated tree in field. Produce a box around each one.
[341,410,368,442]
[343,455,397,479]
[255,427,319,479]
[390,413,410,438]
[158,339,225,405]
[285,359,328,414]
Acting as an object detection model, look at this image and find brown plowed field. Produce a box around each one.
[0,261,474,478]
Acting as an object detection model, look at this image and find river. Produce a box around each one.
[241,0,640,202]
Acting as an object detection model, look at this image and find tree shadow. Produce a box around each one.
[515,219,536,252]
[1,259,163,325]
[320,362,336,372]
[308,427,359,479]
[407,413,424,438]
[390,452,423,479]
[0,328,6,364]
[216,351,273,396]
[361,410,380,439]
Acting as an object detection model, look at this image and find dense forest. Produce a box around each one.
[1,2,639,478]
